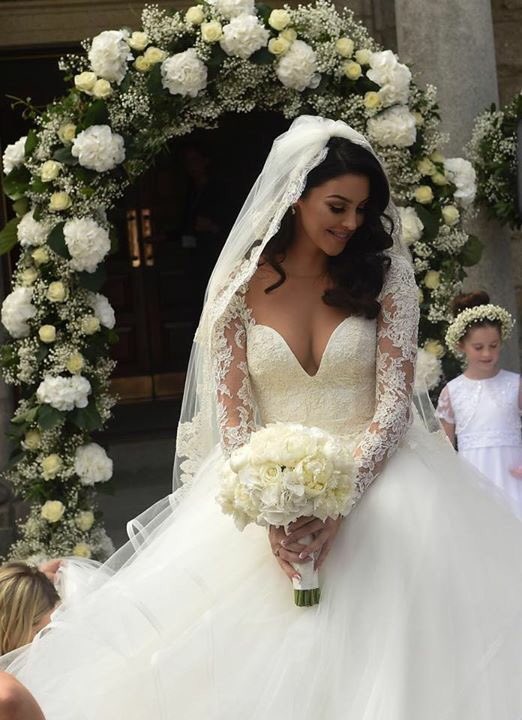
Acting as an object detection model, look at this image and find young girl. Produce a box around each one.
[437,291,522,517]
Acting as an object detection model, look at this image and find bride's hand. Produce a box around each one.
[282,516,343,570]
[268,525,312,582]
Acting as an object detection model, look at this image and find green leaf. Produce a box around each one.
[76,264,107,292]
[250,47,274,65]
[83,99,109,128]
[414,204,440,241]
[52,146,78,166]
[5,449,25,471]
[458,234,483,267]
[33,204,44,221]
[12,406,38,424]
[0,217,20,255]
[30,177,48,194]
[147,63,164,95]
[68,399,103,431]
[37,404,64,431]
[47,222,70,258]
[3,165,31,200]
[25,130,38,157]
[12,197,29,217]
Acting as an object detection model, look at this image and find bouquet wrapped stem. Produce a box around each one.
[291,533,320,606]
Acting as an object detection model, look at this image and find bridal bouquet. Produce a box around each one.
[217,422,357,606]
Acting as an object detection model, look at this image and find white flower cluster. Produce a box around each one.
[88,30,132,84]
[74,442,113,485]
[367,50,411,107]
[161,49,208,97]
[2,135,27,175]
[443,158,476,207]
[88,292,116,328]
[217,422,357,530]
[1,287,37,338]
[36,375,91,411]
[17,210,52,248]
[276,40,319,91]
[398,206,423,246]
[72,125,125,173]
[367,105,416,147]
[213,0,255,19]
[445,304,514,356]
[64,217,110,272]
[415,347,442,392]
[220,14,269,59]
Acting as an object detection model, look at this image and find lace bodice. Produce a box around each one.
[436,371,522,450]
[213,253,419,497]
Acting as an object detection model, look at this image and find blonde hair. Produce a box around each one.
[0,562,59,654]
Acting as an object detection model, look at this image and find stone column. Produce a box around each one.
[0,265,13,471]
[395,0,519,369]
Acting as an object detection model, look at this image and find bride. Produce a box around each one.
[3,116,522,719]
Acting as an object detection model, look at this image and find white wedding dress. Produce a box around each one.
[4,255,522,720]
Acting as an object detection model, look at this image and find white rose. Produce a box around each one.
[423,339,445,358]
[367,105,416,148]
[276,39,319,91]
[343,61,362,80]
[88,30,132,84]
[185,6,205,24]
[20,268,38,286]
[66,352,85,374]
[17,210,51,247]
[355,48,371,65]
[398,206,423,246]
[23,430,41,451]
[41,500,65,523]
[2,136,26,175]
[280,28,297,42]
[92,79,113,99]
[73,542,92,558]
[74,442,113,485]
[81,315,101,335]
[161,49,208,97]
[367,49,411,106]
[363,91,381,110]
[87,292,115,329]
[32,247,50,266]
[47,281,68,302]
[423,270,440,289]
[75,510,95,532]
[220,15,270,59]
[432,172,448,186]
[268,9,291,31]
[74,71,97,93]
[431,150,445,163]
[443,157,477,207]
[38,324,56,343]
[72,125,125,173]
[134,56,152,73]
[127,31,149,51]
[335,37,354,58]
[442,205,460,226]
[414,185,434,205]
[415,348,442,392]
[417,158,436,176]
[413,111,424,127]
[201,21,223,43]
[144,46,167,64]
[40,160,62,182]
[49,191,72,211]
[214,0,255,19]
[1,287,36,338]
[268,37,290,55]
[63,217,110,272]
[41,454,63,480]
[37,374,91,411]
[57,123,76,144]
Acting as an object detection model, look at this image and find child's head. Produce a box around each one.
[0,562,59,655]
[445,292,514,371]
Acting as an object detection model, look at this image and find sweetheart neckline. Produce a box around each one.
[248,317,352,379]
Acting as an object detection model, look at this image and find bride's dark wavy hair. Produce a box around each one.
[262,136,394,319]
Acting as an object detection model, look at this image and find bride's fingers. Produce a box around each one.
[287,516,315,532]
[279,547,312,564]
[283,519,325,544]
[277,556,302,583]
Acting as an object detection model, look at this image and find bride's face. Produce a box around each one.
[294,173,369,256]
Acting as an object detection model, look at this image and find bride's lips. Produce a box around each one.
[327,229,352,242]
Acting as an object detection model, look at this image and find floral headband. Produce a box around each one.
[445,303,514,356]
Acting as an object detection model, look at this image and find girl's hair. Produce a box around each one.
[0,562,59,654]
[262,136,393,319]
[451,290,502,337]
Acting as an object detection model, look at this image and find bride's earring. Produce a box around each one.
[291,205,296,215]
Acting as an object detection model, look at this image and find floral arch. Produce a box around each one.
[0,0,479,560]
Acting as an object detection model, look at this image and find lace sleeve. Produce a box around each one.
[436,385,455,424]
[353,254,419,496]
[213,292,257,455]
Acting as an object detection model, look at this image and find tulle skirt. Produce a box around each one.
[3,420,522,720]
[460,444,522,519]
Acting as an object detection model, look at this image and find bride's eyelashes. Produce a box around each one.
[327,204,367,215]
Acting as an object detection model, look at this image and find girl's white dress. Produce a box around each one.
[437,370,522,517]
[3,256,522,720]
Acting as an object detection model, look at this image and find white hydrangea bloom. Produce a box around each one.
[90,527,115,558]
[88,292,116,329]
[212,0,255,19]
[161,49,208,98]
[36,375,91,411]
[275,40,320,91]
[398,206,423,246]
[17,210,52,248]
[88,30,132,84]
[443,157,477,207]
[1,287,37,338]
[2,136,27,175]
[71,125,125,173]
[74,442,113,485]
[220,15,269,59]
[367,105,416,147]
[415,348,442,392]
[367,50,411,107]
[64,218,110,272]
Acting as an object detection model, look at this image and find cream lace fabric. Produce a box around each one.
[212,252,419,500]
